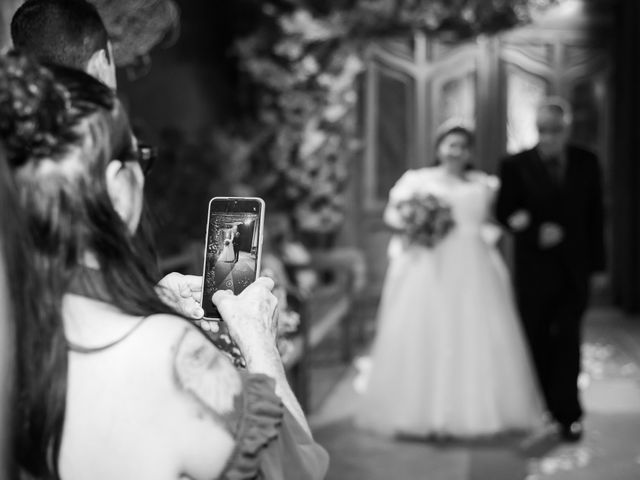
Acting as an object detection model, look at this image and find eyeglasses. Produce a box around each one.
[136,144,156,175]
[118,142,157,176]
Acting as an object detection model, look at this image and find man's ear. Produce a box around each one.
[87,47,117,89]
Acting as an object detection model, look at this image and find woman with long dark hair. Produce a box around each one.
[1,52,327,480]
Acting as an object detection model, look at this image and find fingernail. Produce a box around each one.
[193,307,204,319]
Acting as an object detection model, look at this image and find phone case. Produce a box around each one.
[196,197,265,366]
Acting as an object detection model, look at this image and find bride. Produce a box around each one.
[219,228,236,263]
[355,123,545,438]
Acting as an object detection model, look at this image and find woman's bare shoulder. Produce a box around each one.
[130,312,196,344]
[402,166,439,179]
[63,295,191,349]
[135,314,231,364]
[61,313,240,480]
[124,314,244,419]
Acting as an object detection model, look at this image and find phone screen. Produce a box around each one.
[201,198,264,319]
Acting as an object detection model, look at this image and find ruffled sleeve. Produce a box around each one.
[221,374,283,480]
[220,374,329,480]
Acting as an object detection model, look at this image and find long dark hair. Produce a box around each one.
[0,53,176,479]
[0,145,25,480]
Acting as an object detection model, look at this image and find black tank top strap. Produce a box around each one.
[66,315,150,354]
[66,265,150,354]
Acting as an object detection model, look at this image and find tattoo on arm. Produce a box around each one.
[173,328,243,433]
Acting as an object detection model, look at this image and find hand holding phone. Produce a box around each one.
[156,272,204,319]
[211,276,279,357]
[200,197,265,320]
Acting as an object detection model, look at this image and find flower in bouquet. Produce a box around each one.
[397,193,455,248]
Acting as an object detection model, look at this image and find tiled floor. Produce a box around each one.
[308,307,640,480]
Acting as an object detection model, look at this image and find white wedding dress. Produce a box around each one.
[219,232,236,263]
[355,167,545,437]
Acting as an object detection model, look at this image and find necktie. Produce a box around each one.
[545,156,562,185]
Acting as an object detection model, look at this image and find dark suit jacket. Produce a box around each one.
[496,145,605,291]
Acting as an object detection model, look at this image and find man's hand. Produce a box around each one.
[539,222,564,249]
[156,272,204,319]
[507,209,531,232]
[212,277,279,362]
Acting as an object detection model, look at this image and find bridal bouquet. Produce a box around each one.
[396,193,455,248]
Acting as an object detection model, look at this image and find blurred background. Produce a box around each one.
[2,0,640,478]
[3,0,635,306]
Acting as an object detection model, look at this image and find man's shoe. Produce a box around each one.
[560,421,583,443]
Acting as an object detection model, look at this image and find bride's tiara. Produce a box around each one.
[435,118,475,146]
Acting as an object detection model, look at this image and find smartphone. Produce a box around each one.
[200,197,265,320]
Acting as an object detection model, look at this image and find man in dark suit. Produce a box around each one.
[233,229,241,263]
[495,97,605,442]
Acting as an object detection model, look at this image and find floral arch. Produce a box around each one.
[228,0,557,239]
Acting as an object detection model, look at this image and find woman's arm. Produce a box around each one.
[383,198,406,231]
[383,170,418,231]
[245,345,311,436]
[260,407,330,480]
[212,278,312,436]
